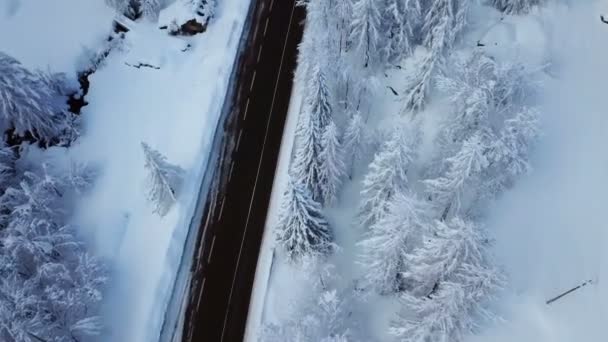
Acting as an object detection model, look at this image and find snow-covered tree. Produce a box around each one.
[402,218,489,296]
[427,53,540,214]
[342,111,368,177]
[350,0,383,67]
[64,161,97,195]
[0,143,14,189]
[358,127,415,228]
[191,0,217,24]
[0,165,107,342]
[276,178,333,260]
[260,271,357,342]
[382,0,421,63]
[492,0,542,14]
[0,166,65,232]
[106,0,142,19]
[359,191,430,294]
[424,132,489,219]
[319,121,347,206]
[0,53,70,142]
[292,62,333,201]
[329,0,354,57]
[141,142,184,217]
[483,107,539,195]
[402,0,469,112]
[142,0,161,21]
[390,216,503,342]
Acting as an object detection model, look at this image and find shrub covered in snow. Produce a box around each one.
[0,52,71,143]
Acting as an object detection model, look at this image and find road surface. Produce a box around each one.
[179,0,306,341]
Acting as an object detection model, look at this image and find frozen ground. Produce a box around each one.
[1,0,250,341]
[250,0,608,341]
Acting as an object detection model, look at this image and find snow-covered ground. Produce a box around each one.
[471,2,608,341]
[249,0,608,341]
[1,0,250,341]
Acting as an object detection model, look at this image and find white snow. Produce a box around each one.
[1,0,251,341]
[249,0,608,341]
[244,74,305,341]
[468,2,608,341]
[0,0,114,73]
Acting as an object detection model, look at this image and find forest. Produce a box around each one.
[266,0,543,341]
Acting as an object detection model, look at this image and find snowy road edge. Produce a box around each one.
[243,79,303,342]
[157,2,256,340]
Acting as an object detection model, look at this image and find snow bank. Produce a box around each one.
[244,79,304,341]
[0,0,113,73]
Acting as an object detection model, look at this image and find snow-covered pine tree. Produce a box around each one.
[390,281,469,342]
[0,53,69,142]
[0,166,64,232]
[142,0,161,21]
[319,121,347,206]
[292,62,333,201]
[402,0,469,112]
[106,0,142,19]
[342,110,367,177]
[259,267,356,342]
[401,218,490,296]
[0,143,14,189]
[484,106,539,195]
[141,142,185,217]
[64,161,97,195]
[358,127,414,228]
[391,262,501,342]
[424,132,489,219]
[429,53,539,211]
[359,191,429,294]
[329,0,354,57]
[493,0,542,14]
[0,166,107,342]
[275,177,332,260]
[350,0,384,68]
[382,0,421,64]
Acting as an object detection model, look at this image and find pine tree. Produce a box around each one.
[0,53,70,142]
[391,264,501,342]
[493,0,542,14]
[0,143,14,189]
[141,142,185,217]
[329,0,355,57]
[276,178,332,260]
[403,0,469,112]
[429,53,539,213]
[342,111,367,177]
[402,218,488,296]
[358,128,414,228]
[350,0,383,68]
[359,191,429,294]
[0,166,107,342]
[381,0,421,63]
[319,121,347,206]
[292,62,333,201]
[424,133,489,219]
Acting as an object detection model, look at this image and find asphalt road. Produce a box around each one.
[180,0,306,341]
